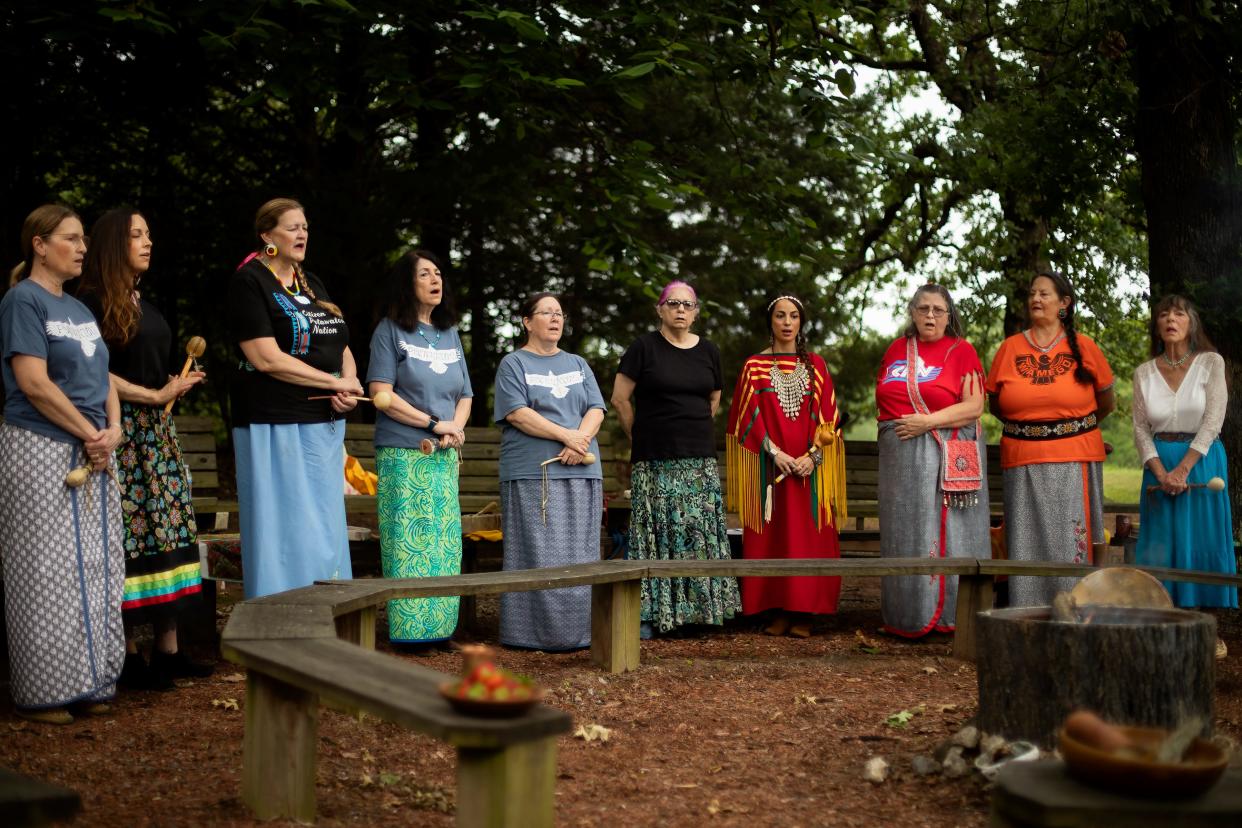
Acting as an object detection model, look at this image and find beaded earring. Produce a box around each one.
[1058,307,1067,319]
[264,243,278,257]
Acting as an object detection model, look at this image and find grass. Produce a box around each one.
[1103,463,1145,505]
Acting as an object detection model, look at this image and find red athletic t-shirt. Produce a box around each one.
[876,335,983,421]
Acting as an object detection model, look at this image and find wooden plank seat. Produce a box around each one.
[227,558,1241,822]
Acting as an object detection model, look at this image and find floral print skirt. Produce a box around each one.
[628,457,740,633]
[117,403,202,624]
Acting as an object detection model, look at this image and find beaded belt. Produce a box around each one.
[1002,412,1098,441]
[1154,432,1195,443]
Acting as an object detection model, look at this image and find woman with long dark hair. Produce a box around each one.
[1,204,124,723]
[228,197,361,599]
[875,285,989,637]
[1132,295,1236,639]
[78,208,212,689]
[725,295,846,638]
[367,249,471,645]
[494,293,606,650]
[986,270,1115,606]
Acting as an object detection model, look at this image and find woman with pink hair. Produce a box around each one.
[612,281,740,636]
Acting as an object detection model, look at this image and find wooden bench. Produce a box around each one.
[0,767,81,827]
[222,583,573,826]
[227,558,1241,821]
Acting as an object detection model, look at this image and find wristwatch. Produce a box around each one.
[427,415,440,430]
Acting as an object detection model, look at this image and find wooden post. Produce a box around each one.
[952,573,994,661]
[456,737,557,828]
[591,580,641,673]
[334,606,377,651]
[242,670,319,822]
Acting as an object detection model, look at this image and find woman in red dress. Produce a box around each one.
[725,295,847,637]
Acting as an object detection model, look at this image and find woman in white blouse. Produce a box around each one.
[1132,295,1236,626]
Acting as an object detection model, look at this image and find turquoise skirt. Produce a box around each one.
[377,446,461,643]
[1136,438,1237,608]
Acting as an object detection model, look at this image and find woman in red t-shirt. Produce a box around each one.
[985,271,1115,607]
[875,285,989,637]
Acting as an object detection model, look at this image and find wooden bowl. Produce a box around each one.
[438,682,542,718]
[1058,725,1228,798]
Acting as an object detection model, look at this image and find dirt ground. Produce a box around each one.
[3,579,1240,827]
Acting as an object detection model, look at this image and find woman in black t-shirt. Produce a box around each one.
[227,198,362,599]
[79,208,213,691]
[612,280,740,636]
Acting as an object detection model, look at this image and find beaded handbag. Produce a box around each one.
[905,337,982,509]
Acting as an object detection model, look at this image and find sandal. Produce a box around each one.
[763,615,790,636]
[789,622,812,639]
[16,707,73,725]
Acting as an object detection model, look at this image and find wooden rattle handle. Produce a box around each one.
[163,355,194,415]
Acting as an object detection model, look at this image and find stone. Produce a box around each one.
[911,755,940,777]
[950,725,979,749]
[862,756,889,784]
[979,733,1006,759]
[943,750,970,779]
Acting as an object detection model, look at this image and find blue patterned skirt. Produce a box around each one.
[377,446,462,643]
[628,457,740,633]
[500,478,602,650]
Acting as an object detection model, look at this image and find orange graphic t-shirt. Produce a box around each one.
[985,331,1114,469]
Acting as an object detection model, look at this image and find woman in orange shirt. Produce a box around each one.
[985,271,1115,606]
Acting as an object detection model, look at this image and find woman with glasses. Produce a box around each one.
[986,271,1115,606]
[1,204,124,723]
[612,281,740,636]
[228,198,361,599]
[77,208,212,690]
[493,293,606,650]
[875,285,989,637]
[725,295,847,638]
[367,249,471,646]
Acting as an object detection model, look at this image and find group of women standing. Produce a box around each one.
[2,197,1236,725]
[1,204,211,724]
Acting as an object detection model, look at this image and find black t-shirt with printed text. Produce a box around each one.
[617,330,722,461]
[227,259,350,425]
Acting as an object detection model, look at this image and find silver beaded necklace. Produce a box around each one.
[769,358,809,419]
[1162,348,1192,368]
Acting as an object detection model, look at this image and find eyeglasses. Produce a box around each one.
[46,233,89,247]
[661,299,698,311]
[532,310,566,320]
[914,305,948,318]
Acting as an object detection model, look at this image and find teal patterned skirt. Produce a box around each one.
[377,446,461,643]
[628,457,740,633]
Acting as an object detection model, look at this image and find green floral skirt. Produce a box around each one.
[377,446,461,642]
[628,457,740,633]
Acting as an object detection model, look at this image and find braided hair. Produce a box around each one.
[1031,269,1095,386]
[765,294,812,370]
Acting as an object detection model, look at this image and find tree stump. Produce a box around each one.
[976,606,1215,748]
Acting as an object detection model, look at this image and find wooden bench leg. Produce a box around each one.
[242,671,318,822]
[456,737,557,828]
[953,573,994,661]
[591,580,640,673]
[334,606,377,651]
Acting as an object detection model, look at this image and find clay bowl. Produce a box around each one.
[438,682,543,718]
[1058,725,1228,798]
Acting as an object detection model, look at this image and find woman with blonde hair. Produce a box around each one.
[78,207,212,689]
[1,204,124,723]
[228,198,361,598]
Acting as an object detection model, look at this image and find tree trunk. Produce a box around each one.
[1134,3,1242,537]
[996,196,1048,337]
[976,606,1215,748]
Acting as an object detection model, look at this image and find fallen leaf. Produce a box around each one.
[361,747,376,764]
[379,772,402,786]
[211,698,239,711]
[219,673,246,683]
[574,724,612,743]
[708,799,721,815]
[854,629,881,651]
[922,666,938,675]
[795,694,820,705]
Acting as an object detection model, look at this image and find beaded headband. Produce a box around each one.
[767,294,803,312]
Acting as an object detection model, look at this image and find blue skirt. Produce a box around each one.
[234,423,352,599]
[1135,438,1237,608]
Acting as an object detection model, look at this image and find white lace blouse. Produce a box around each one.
[1131,352,1227,464]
